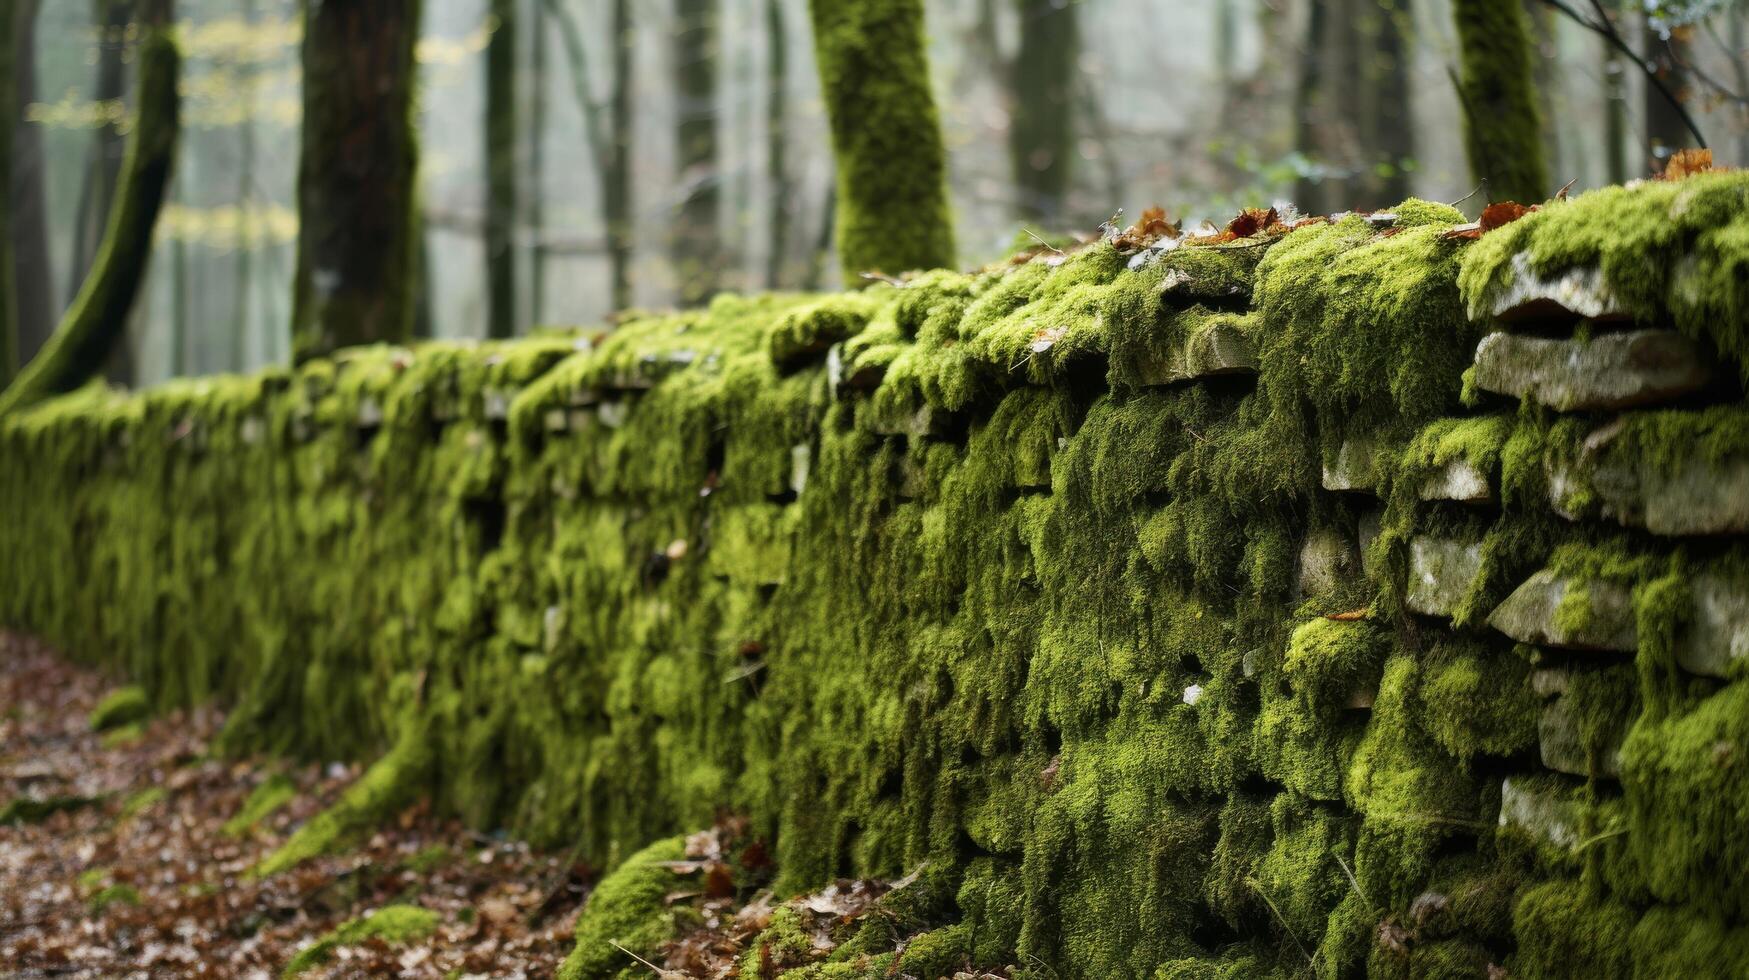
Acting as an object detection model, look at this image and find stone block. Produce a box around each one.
[1487,570,1637,653]
[1678,573,1749,678]
[1484,254,1627,325]
[1539,696,1623,778]
[1498,776,1585,852]
[1133,319,1258,386]
[1296,528,1362,598]
[1322,435,1380,493]
[1406,536,1484,618]
[1471,329,1711,412]
[1420,458,1493,503]
[1548,421,1749,536]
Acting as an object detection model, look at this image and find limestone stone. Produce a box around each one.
[1358,508,1383,579]
[1406,536,1484,618]
[482,388,512,421]
[1484,254,1627,324]
[1296,528,1362,598]
[1498,776,1585,852]
[1471,329,1711,412]
[1487,570,1637,653]
[1548,421,1749,535]
[1322,436,1380,493]
[867,402,944,438]
[1677,573,1749,678]
[790,443,812,497]
[1133,319,1258,386]
[1420,458,1492,503]
[1539,696,1623,778]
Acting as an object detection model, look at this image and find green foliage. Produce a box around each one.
[281,904,440,976]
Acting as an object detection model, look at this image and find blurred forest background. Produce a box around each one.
[9,0,1749,387]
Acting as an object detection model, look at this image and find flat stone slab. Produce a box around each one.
[1406,536,1483,618]
[1679,573,1749,678]
[1488,570,1637,653]
[1498,776,1585,852]
[866,402,946,438]
[1420,458,1493,503]
[1549,421,1749,536]
[1471,329,1711,412]
[1133,319,1258,386]
[1483,254,1628,325]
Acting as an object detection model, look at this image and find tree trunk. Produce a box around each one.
[12,0,53,365]
[808,0,955,284]
[70,0,133,306]
[1360,0,1413,207]
[0,0,18,384]
[673,0,719,307]
[484,0,517,338]
[765,0,791,289]
[1644,15,1693,170]
[606,0,632,311]
[0,0,177,416]
[1007,0,1078,226]
[528,0,547,323]
[1450,0,1549,203]
[1292,0,1329,212]
[290,0,421,364]
[1603,0,1628,184]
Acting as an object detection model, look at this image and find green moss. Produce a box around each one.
[1509,881,1633,980]
[557,836,688,980]
[0,793,100,825]
[282,904,440,977]
[1419,640,1537,759]
[1449,0,1549,203]
[89,685,150,732]
[119,786,167,819]
[87,883,142,915]
[223,773,297,837]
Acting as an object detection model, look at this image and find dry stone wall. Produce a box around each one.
[5,176,1749,978]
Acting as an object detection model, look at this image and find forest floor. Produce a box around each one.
[0,633,589,979]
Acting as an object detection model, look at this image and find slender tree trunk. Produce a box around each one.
[12,0,53,365]
[606,0,632,311]
[291,0,422,363]
[71,0,133,306]
[528,0,548,323]
[485,0,518,338]
[809,0,955,284]
[228,0,258,371]
[0,0,177,416]
[1008,0,1078,225]
[1644,14,1693,169]
[765,0,790,289]
[1604,0,1628,183]
[1362,0,1413,206]
[1451,0,1550,202]
[0,0,18,384]
[1292,0,1329,212]
[674,0,719,307]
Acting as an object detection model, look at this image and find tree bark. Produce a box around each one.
[606,0,632,311]
[673,0,719,307]
[808,0,955,284]
[0,0,18,384]
[12,0,53,365]
[290,0,421,364]
[484,0,517,338]
[1451,0,1550,203]
[70,0,133,307]
[0,0,177,416]
[765,0,791,289]
[1007,0,1078,225]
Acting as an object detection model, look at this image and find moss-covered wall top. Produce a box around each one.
[6,174,1749,978]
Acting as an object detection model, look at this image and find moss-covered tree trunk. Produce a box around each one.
[808,0,955,284]
[1450,0,1549,203]
[69,0,133,307]
[0,0,18,385]
[484,0,517,339]
[605,0,632,311]
[1007,0,1078,225]
[0,0,177,416]
[291,0,421,364]
[673,0,720,307]
[765,0,791,288]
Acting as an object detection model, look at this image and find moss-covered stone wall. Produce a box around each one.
[6,176,1749,978]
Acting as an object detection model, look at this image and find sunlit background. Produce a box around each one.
[14,0,1749,385]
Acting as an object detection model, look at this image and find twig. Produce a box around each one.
[1020,227,1065,255]
[1331,849,1376,913]
[610,940,675,977]
[1447,180,1487,209]
[1248,877,1318,973]
[1538,0,1709,148]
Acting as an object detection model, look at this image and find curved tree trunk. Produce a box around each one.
[0,0,177,416]
[809,0,955,284]
[484,0,517,339]
[673,0,720,307]
[291,0,421,364]
[1450,0,1549,203]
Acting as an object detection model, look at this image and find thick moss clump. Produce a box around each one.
[282,904,440,976]
[557,836,688,980]
[89,685,150,732]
